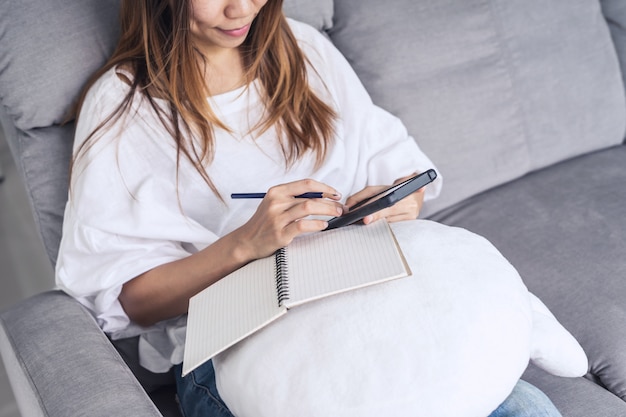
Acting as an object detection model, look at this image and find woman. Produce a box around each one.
[56,0,562,415]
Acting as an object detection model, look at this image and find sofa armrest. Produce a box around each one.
[0,290,162,417]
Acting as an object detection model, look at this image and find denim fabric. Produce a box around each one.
[489,380,562,417]
[174,361,235,417]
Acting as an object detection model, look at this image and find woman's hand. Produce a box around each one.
[120,178,342,327]
[233,179,344,260]
[345,173,425,225]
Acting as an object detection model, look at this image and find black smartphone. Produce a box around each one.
[325,169,437,230]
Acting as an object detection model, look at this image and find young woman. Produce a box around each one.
[56,0,563,416]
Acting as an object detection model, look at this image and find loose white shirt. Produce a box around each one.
[56,19,441,373]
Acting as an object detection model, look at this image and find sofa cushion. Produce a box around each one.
[0,0,121,131]
[0,0,120,264]
[283,0,334,32]
[431,145,626,401]
[522,364,626,417]
[215,220,530,417]
[0,105,74,265]
[213,219,586,417]
[330,0,626,216]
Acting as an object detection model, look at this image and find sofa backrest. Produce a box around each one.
[1,0,625,267]
[0,0,121,267]
[330,0,626,215]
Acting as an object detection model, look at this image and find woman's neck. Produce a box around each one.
[202,48,247,96]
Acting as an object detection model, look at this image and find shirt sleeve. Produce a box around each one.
[55,71,216,335]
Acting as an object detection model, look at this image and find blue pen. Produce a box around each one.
[231,192,330,199]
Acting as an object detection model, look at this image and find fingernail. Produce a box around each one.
[337,206,343,215]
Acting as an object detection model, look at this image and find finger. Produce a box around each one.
[365,212,418,225]
[345,186,387,208]
[362,198,421,224]
[393,172,418,185]
[362,211,410,225]
[268,179,342,201]
[284,198,344,221]
[283,218,331,237]
[258,191,340,224]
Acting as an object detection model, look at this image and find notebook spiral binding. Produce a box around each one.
[274,247,290,307]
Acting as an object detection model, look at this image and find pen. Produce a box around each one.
[231,192,333,199]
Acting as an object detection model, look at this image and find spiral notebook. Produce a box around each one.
[182,220,410,376]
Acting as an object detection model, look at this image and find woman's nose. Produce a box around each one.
[224,0,256,19]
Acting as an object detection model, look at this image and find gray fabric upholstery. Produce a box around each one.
[430,145,626,402]
[522,364,626,417]
[330,0,626,216]
[0,0,120,131]
[283,0,334,31]
[0,108,74,267]
[0,291,162,417]
[601,0,626,110]
[0,0,120,265]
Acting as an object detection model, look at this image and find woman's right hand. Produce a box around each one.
[233,179,344,261]
[120,179,343,327]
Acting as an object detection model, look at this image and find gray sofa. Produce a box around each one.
[1,0,625,416]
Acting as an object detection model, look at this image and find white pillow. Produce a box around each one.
[214,220,586,417]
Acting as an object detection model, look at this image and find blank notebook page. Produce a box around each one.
[286,220,408,307]
[183,255,285,375]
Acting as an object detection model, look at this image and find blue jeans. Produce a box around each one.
[174,361,235,417]
[175,361,561,417]
[488,379,562,417]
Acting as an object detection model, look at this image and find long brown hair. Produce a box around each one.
[72,0,336,195]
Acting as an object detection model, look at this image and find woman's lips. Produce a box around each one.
[218,24,251,38]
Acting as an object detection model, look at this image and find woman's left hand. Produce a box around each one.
[344,173,425,224]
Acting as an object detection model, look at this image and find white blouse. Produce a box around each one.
[55,19,442,373]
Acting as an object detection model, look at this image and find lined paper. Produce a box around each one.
[183,255,286,375]
[287,220,409,307]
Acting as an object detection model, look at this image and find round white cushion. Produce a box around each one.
[213,220,585,417]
